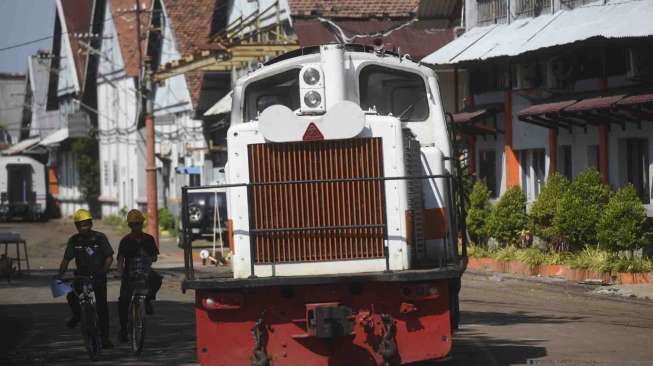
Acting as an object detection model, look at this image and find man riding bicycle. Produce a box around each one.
[117,209,162,343]
[57,209,114,349]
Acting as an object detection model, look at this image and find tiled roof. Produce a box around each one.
[288,0,420,19]
[60,0,94,88]
[110,0,153,77]
[163,0,223,108]
[293,19,454,60]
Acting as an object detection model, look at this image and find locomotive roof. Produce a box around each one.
[265,44,410,66]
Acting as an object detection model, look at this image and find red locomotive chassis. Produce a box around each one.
[185,267,459,366]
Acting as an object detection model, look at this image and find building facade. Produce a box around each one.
[424,0,653,213]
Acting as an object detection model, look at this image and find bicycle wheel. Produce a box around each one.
[80,303,101,361]
[129,296,146,354]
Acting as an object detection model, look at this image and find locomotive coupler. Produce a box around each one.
[306,303,354,338]
[377,314,398,365]
[250,318,270,366]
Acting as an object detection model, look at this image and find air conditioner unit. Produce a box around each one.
[512,63,538,90]
[627,48,651,81]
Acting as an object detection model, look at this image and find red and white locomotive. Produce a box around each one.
[181,44,466,366]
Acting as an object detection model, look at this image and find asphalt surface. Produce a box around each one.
[1,220,653,365]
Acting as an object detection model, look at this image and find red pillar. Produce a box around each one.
[598,124,609,184]
[598,75,609,184]
[548,129,558,176]
[505,90,520,188]
[468,135,477,175]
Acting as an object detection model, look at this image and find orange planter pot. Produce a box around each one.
[617,272,652,284]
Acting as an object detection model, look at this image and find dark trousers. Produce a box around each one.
[118,271,162,331]
[66,278,110,339]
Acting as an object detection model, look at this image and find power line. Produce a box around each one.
[0,35,53,52]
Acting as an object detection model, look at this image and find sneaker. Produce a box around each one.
[119,329,128,343]
[102,338,114,349]
[145,300,154,315]
[66,316,80,329]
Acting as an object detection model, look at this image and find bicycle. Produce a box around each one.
[68,275,102,361]
[127,255,152,354]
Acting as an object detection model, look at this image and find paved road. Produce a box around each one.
[1,220,652,365]
[2,270,652,365]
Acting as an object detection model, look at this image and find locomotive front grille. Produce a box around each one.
[248,138,386,264]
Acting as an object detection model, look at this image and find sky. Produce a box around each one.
[0,0,55,74]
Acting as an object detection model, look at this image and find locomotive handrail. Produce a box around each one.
[182,174,453,191]
[181,173,462,281]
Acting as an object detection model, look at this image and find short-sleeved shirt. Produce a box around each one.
[118,233,158,277]
[64,230,114,276]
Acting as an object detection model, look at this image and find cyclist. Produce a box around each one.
[57,209,114,349]
[117,209,162,343]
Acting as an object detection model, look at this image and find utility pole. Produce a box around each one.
[135,0,159,245]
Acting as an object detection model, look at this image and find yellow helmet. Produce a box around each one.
[73,209,92,223]
[127,209,145,224]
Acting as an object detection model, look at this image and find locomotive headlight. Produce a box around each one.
[302,67,321,85]
[304,91,322,108]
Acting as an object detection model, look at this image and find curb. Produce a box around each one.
[467,257,653,285]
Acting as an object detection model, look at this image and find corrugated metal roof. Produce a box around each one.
[518,100,577,117]
[423,0,653,65]
[565,94,626,112]
[2,137,40,155]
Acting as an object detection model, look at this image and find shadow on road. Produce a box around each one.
[0,300,196,366]
[462,309,585,326]
[440,329,548,366]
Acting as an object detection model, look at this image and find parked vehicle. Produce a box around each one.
[0,155,47,221]
[180,44,467,366]
[178,188,228,245]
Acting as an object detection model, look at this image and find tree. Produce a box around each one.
[597,184,651,255]
[487,186,527,246]
[554,168,610,251]
[528,174,570,250]
[72,138,100,216]
[466,180,492,245]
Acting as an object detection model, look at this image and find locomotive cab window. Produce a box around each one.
[359,65,429,122]
[243,69,300,122]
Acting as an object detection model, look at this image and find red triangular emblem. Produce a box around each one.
[302,122,324,141]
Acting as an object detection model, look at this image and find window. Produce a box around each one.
[477,0,507,25]
[479,150,498,198]
[626,138,650,203]
[113,162,118,185]
[520,149,546,201]
[359,65,429,122]
[243,69,300,122]
[558,145,572,180]
[103,161,109,186]
[516,0,551,17]
[587,145,599,169]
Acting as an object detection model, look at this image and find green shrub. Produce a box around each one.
[515,247,548,267]
[159,207,177,235]
[466,243,492,258]
[487,186,528,246]
[568,246,616,273]
[613,256,653,273]
[528,174,569,249]
[554,169,610,251]
[466,180,492,245]
[103,214,123,227]
[597,185,651,254]
[492,245,519,261]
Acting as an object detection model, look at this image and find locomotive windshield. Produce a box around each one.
[359,65,429,122]
[244,68,300,121]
